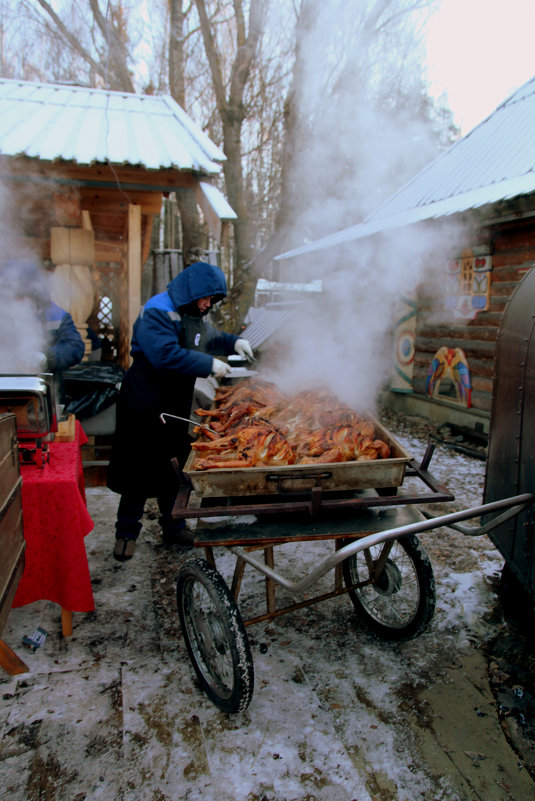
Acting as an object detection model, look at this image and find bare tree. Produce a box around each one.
[191,0,265,327]
[257,0,452,280]
[19,0,135,90]
[2,0,457,329]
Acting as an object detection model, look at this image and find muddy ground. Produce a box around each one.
[0,408,534,801]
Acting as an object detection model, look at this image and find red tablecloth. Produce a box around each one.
[12,421,95,612]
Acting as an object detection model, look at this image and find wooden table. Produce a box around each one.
[12,421,95,636]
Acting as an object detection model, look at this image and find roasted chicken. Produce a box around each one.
[191,421,296,469]
[190,378,390,470]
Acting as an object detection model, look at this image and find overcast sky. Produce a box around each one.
[425,0,535,134]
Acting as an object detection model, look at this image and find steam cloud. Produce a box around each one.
[0,178,50,374]
[260,1,473,413]
[264,218,470,412]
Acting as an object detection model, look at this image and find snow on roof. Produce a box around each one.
[198,181,237,220]
[256,279,322,292]
[276,75,535,260]
[0,77,225,174]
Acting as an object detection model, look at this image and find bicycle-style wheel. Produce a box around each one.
[177,557,254,713]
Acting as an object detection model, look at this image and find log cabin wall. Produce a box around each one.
[412,216,535,415]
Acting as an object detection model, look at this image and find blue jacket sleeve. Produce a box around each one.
[133,308,239,376]
[47,312,85,372]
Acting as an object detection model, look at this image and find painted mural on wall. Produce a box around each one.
[425,346,472,407]
[445,248,492,319]
[390,292,417,392]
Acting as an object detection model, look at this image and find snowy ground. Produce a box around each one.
[1,407,534,801]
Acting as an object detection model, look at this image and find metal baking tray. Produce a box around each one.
[183,420,411,498]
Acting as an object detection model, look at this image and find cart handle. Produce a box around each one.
[228,493,534,596]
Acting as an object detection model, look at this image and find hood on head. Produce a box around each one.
[167,262,228,311]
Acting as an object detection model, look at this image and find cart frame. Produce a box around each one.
[172,448,534,713]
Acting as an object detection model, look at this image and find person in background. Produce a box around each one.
[43,296,86,401]
[107,261,253,562]
[0,259,85,400]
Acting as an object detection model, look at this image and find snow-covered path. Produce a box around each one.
[1,410,533,801]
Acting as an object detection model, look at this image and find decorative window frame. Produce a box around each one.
[444,246,492,319]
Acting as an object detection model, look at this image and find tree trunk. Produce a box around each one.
[194,0,263,330]
[168,0,186,106]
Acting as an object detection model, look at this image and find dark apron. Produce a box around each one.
[107,314,208,497]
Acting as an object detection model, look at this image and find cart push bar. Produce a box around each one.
[228,493,534,597]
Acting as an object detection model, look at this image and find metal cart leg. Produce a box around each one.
[264,547,276,615]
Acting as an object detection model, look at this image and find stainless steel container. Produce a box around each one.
[0,375,57,464]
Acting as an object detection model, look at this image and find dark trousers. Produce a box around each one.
[115,490,184,541]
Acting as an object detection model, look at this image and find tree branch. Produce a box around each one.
[34,0,102,78]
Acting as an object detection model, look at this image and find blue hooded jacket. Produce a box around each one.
[45,301,85,372]
[107,262,238,496]
[130,262,237,377]
[1,259,84,372]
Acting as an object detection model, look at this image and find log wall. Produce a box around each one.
[412,217,535,413]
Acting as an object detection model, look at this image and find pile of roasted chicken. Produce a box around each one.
[190,378,391,470]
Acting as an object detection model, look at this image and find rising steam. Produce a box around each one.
[260,0,472,412]
[0,179,50,373]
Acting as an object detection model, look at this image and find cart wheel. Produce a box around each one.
[342,534,435,640]
[176,557,254,713]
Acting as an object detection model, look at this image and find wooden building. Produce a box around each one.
[0,78,237,368]
[275,76,535,434]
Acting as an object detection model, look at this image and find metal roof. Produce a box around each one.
[239,307,294,349]
[0,77,225,174]
[276,75,535,259]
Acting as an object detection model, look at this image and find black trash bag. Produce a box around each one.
[63,363,125,420]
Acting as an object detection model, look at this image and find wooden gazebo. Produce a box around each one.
[0,78,236,366]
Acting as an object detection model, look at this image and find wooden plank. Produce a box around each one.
[55,414,76,443]
[127,204,142,354]
[141,213,156,267]
[61,609,73,637]
[4,158,200,190]
[415,337,497,358]
[0,638,29,676]
[81,209,93,230]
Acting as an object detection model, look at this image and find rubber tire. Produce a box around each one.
[177,557,254,713]
[342,534,435,641]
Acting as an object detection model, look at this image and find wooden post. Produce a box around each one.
[0,638,29,675]
[61,609,73,637]
[127,204,142,357]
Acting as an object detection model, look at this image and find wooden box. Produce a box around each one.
[55,414,76,443]
[0,413,25,638]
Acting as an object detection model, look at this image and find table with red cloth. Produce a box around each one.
[12,421,95,627]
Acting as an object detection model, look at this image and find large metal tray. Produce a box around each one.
[183,420,411,498]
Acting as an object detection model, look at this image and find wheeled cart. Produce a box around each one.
[172,450,533,713]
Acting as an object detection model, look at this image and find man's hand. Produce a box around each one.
[234,339,254,361]
[211,358,232,379]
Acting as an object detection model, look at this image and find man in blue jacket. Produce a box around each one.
[1,258,85,394]
[43,298,86,399]
[107,261,253,561]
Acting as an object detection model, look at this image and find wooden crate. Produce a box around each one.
[0,414,24,636]
[55,414,76,443]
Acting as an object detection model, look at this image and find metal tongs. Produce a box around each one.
[159,412,218,435]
